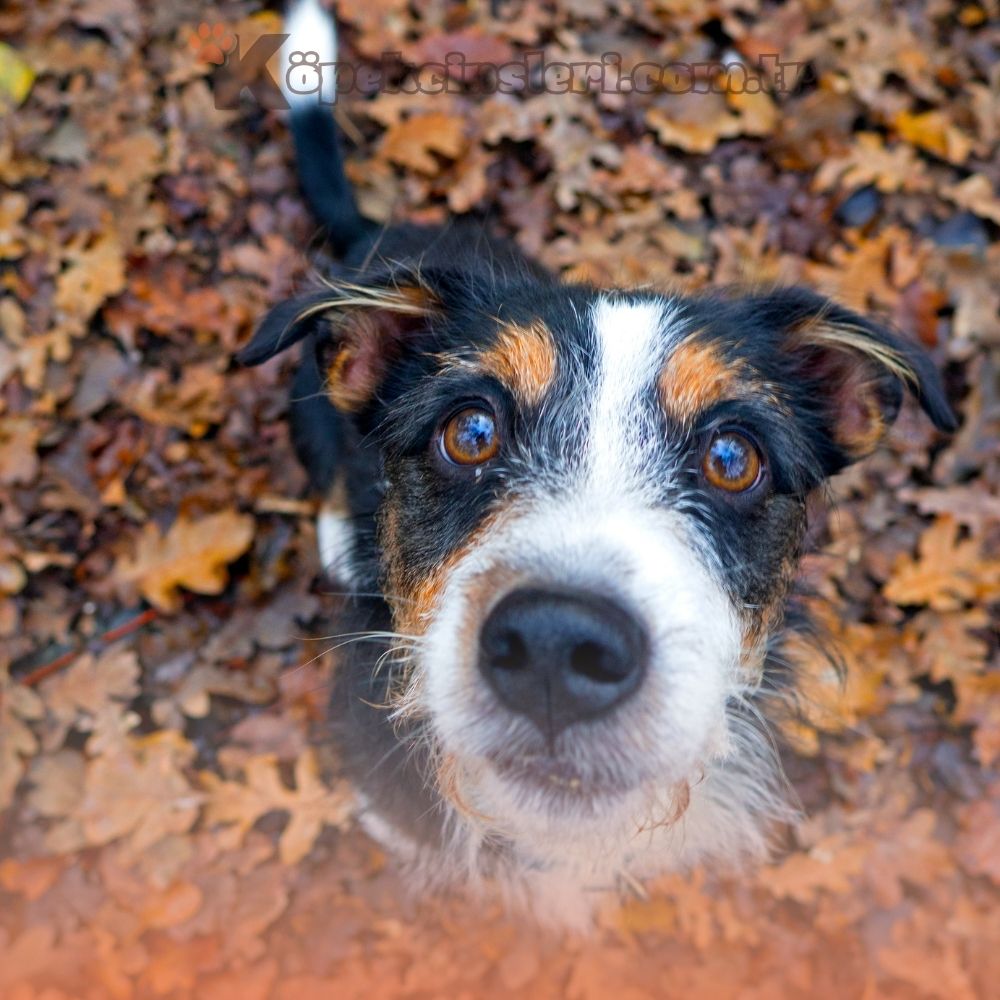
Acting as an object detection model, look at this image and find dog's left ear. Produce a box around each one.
[237,268,450,411]
[759,289,957,474]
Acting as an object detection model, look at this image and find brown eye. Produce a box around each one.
[701,431,762,492]
[440,407,500,466]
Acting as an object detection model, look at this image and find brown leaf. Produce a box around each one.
[202,751,353,864]
[884,515,1000,610]
[0,667,44,811]
[114,510,255,612]
[893,109,973,164]
[86,129,164,198]
[942,174,1000,226]
[954,673,1000,767]
[380,113,467,175]
[76,731,202,854]
[53,232,126,334]
[141,881,205,930]
[39,645,140,750]
[813,132,930,193]
[0,417,41,485]
[956,794,1000,885]
[759,834,870,903]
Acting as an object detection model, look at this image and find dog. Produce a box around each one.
[237,0,956,927]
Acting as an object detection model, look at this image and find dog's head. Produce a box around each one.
[240,263,955,870]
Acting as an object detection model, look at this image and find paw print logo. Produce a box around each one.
[188,22,237,65]
[286,49,323,96]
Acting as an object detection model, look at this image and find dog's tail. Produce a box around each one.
[282,0,376,256]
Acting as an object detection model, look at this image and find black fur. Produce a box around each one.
[237,97,958,852]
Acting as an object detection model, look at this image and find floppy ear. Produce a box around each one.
[236,273,441,412]
[758,289,957,474]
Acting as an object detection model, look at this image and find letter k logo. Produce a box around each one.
[212,33,290,110]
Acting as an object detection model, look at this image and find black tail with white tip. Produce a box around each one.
[282,0,376,256]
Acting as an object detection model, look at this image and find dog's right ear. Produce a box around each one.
[237,276,442,412]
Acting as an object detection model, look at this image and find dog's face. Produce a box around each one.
[242,268,954,863]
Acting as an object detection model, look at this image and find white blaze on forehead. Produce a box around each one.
[588,296,681,489]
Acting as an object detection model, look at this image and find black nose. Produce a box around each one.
[477,587,648,736]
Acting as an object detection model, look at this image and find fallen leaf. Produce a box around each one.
[760,835,869,903]
[202,751,353,864]
[0,417,41,486]
[813,132,930,193]
[893,109,973,164]
[380,113,467,175]
[53,232,127,336]
[114,510,255,612]
[0,667,44,811]
[884,516,1000,610]
[942,174,1000,226]
[40,645,140,749]
[76,732,202,854]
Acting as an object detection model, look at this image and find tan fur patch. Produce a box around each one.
[476,321,558,406]
[325,314,382,412]
[738,549,800,683]
[381,501,510,641]
[658,337,746,423]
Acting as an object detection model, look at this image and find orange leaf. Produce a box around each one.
[142,881,205,930]
[380,113,467,175]
[0,666,44,811]
[884,516,1000,610]
[114,510,255,612]
[202,750,353,864]
[53,232,126,332]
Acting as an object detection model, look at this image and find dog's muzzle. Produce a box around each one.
[476,586,649,737]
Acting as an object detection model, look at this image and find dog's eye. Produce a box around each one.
[440,407,500,466]
[701,431,762,492]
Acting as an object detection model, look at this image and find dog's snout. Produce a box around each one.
[477,587,648,735]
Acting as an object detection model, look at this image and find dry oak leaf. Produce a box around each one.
[127,364,227,438]
[39,644,140,750]
[942,174,1000,226]
[53,231,127,333]
[878,914,976,1000]
[883,515,1000,611]
[0,416,41,485]
[76,731,202,853]
[114,509,255,612]
[864,809,952,909]
[893,109,973,165]
[778,610,902,753]
[141,880,205,930]
[86,128,164,198]
[812,132,930,194]
[0,925,56,993]
[647,88,777,154]
[759,834,870,904]
[380,112,467,175]
[202,750,354,864]
[955,794,1000,885]
[909,607,990,683]
[954,672,1000,768]
[899,483,1000,534]
[0,190,29,259]
[0,666,44,811]
[0,856,63,901]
